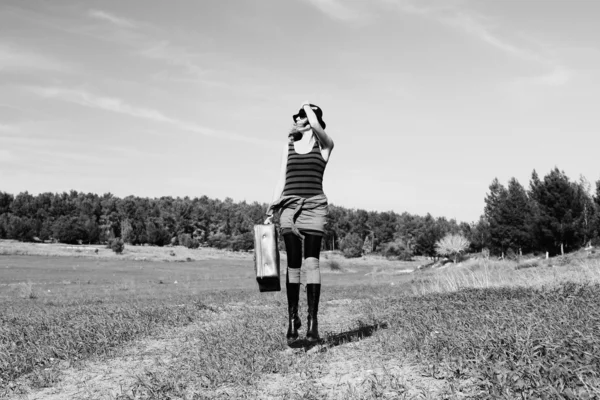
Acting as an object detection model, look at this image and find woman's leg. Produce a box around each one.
[303,234,322,341]
[283,233,302,341]
[303,234,322,283]
[284,233,302,282]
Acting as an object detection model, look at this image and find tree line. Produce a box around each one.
[483,168,599,257]
[0,167,598,258]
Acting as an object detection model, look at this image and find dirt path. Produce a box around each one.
[245,299,465,399]
[7,299,472,400]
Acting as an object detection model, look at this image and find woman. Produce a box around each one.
[265,102,334,343]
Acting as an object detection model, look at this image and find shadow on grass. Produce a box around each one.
[288,321,388,352]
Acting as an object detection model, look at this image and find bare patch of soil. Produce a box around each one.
[247,300,472,399]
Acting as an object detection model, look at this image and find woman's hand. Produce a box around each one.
[288,124,301,135]
[264,204,275,224]
[289,120,310,139]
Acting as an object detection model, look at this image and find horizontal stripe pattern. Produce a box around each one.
[282,141,326,198]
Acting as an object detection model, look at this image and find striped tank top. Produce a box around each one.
[282,140,327,198]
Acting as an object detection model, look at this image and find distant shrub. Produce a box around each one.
[0,214,7,239]
[145,221,171,246]
[4,215,37,242]
[107,238,124,254]
[178,233,200,249]
[381,240,413,261]
[328,259,342,271]
[481,248,490,259]
[435,233,470,263]
[362,235,373,255]
[17,281,38,299]
[207,232,229,249]
[229,233,254,252]
[340,233,363,258]
[120,219,134,244]
[506,248,518,261]
[38,220,53,242]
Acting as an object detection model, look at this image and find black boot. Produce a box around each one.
[306,283,321,342]
[286,277,301,342]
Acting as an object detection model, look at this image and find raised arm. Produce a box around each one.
[301,102,334,161]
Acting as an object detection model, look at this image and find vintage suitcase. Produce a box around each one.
[253,224,281,292]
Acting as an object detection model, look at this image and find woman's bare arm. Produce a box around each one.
[301,103,334,161]
[265,142,288,223]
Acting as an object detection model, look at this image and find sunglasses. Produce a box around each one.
[292,104,320,122]
[292,110,306,122]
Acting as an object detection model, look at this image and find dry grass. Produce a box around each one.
[3,244,600,399]
[0,239,251,262]
[320,251,421,277]
[410,257,600,296]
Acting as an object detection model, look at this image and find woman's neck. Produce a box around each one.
[298,130,313,144]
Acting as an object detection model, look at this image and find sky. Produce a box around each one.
[1,0,599,223]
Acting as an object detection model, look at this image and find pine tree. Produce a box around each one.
[468,216,491,252]
[529,168,580,255]
[593,180,600,245]
[504,178,532,255]
[484,178,509,255]
[0,192,14,215]
[414,213,445,258]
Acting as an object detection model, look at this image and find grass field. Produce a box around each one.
[1,241,600,399]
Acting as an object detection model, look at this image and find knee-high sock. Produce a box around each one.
[304,257,321,284]
[287,267,301,284]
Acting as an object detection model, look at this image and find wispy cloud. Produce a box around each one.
[83,9,210,80]
[27,86,176,124]
[304,0,370,22]
[82,9,265,93]
[532,67,573,87]
[138,40,208,78]
[0,42,72,72]
[1,129,138,167]
[392,0,459,16]
[447,12,542,62]
[389,0,572,86]
[88,9,138,29]
[392,1,538,60]
[514,66,573,87]
[25,86,275,146]
[324,0,572,87]
[83,9,262,93]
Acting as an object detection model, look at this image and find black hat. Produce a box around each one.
[293,104,326,129]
